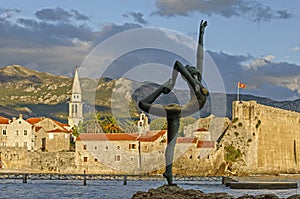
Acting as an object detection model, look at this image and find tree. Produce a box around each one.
[99,116,124,133]
[150,117,167,130]
[179,117,196,133]
[121,119,138,134]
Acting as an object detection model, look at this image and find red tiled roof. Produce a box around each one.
[176,137,197,144]
[77,130,167,142]
[27,117,69,132]
[47,128,71,133]
[137,130,166,142]
[0,116,9,124]
[77,133,138,141]
[26,117,43,124]
[197,141,215,148]
[192,128,208,132]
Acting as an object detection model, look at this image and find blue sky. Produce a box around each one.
[0,0,300,101]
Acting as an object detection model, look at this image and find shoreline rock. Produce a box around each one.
[131,185,300,199]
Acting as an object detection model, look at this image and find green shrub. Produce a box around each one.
[224,145,242,162]
[150,117,167,130]
[238,122,243,127]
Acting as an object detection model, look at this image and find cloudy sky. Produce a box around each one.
[0,0,300,101]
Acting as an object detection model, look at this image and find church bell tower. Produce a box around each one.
[68,68,83,128]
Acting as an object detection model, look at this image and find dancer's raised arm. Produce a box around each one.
[196,20,207,82]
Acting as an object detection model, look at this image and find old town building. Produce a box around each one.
[27,117,71,152]
[0,114,34,151]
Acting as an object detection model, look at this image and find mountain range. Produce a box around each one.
[0,65,299,122]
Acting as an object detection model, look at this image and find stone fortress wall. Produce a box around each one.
[0,147,76,173]
[2,100,300,176]
[232,100,300,174]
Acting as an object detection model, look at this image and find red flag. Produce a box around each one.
[238,82,246,89]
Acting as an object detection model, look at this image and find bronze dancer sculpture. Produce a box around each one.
[138,20,209,185]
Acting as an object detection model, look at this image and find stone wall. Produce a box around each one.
[232,100,300,174]
[0,147,76,173]
[45,133,71,152]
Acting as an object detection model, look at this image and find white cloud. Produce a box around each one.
[267,76,300,94]
[208,51,300,100]
[0,8,143,75]
[242,55,275,70]
[153,0,292,22]
[291,46,300,52]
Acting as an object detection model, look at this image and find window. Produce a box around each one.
[130,157,134,161]
[94,146,98,150]
[95,158,98,162]
[74,104,78,114]
[117,146,120,150]
[2,142,6,147]
[114,155,120,161]
[24,142,27,147]
[83,157,88,162]
[2,129,6,136]
[19,121,22,124]
[129,144,136,150]
[16,130,19,136]
[105,146,109,151]
[83,145,87,150]
[24,130,27,136]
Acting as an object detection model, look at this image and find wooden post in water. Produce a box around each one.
[23,174,28,183]
[123,175,127,185]
[83,170,87,186]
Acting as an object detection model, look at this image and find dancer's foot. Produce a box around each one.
[163,172,176,186]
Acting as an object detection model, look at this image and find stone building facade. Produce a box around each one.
[0,114,34,151]
[231,100,300,174]
[27,117,72,152]
[75,131,216,174]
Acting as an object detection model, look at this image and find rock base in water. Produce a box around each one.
[131,185,300,199]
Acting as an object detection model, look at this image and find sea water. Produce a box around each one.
[0,179,299,199]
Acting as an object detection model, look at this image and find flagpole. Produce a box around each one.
[237,82,240,101]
